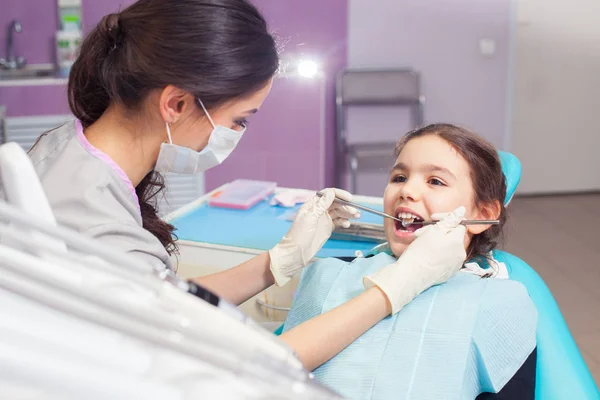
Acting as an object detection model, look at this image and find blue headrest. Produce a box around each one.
[498,151,522,206]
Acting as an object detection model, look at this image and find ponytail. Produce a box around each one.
[68,0,279,255]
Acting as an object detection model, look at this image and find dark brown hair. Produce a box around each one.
[394,123,507,262]
[68,0,279,254]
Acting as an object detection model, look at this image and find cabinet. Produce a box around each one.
[4,115,70,150]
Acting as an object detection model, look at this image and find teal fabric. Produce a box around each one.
[283,253,537,400]
[498,151,521,205]
[497,151,598,399]
[279,251,600,399]
[493,250,600,399]
[273,324,284,336]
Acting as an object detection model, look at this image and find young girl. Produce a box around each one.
[283,124,538,399]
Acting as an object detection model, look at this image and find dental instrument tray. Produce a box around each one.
[208,179,277,210]
[331,221,386,243]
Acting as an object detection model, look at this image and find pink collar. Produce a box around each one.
[74,119,140,213]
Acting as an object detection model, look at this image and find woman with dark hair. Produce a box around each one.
[28,0,468,371]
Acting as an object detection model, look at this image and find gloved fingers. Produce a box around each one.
[329,206,360,221]
[333,188,353,202]
[333,217,351,228]
[432,206,466,231]
[446,223,468,239]
[362,275,377,291]
[451,205,466,219]
[314,188,357,215]
[430,211,452,221]
[296,191,319,214]
[313,188,337,214]
[413,224,434,238]
[430,206,466,222]
[332,203,360,218]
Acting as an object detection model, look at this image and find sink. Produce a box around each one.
[0,66,57,81]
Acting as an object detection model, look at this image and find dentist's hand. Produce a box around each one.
[269,188,360,286]
[363,206,467,314]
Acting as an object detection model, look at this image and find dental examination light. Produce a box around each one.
[297,60,320,79]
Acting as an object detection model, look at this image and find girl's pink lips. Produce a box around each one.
[392,226,416,239]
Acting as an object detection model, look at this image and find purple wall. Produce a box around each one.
[0,85,69,117]
[0,0,57,65]
[0,0,130,65]
[206,0,348,190]
[82,0,134,32]
[0,0,132,117]
[1,0,347,190]
[206,77,326,190]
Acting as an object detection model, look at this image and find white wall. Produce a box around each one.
[511,0,600,193]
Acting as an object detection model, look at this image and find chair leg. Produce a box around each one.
[350,152,358,194]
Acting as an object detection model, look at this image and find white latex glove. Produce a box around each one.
[269,188,360,286]
[363,206,467,314]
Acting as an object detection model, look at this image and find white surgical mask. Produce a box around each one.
[155,99,246,174]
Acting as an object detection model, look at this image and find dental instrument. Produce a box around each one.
[331,222,386,243]
[409,219,500,227]
[315,192,500,227]
[316,192,403,222]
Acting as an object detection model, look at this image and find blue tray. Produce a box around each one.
[171,197,384,258]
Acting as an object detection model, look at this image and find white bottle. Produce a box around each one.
[56,30,82,78]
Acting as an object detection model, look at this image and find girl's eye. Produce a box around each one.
[391,175,407,183]
[428,178,446,186]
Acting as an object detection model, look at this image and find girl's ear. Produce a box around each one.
[467,200,501,235]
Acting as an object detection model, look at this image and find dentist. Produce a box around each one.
[28,0,468,371]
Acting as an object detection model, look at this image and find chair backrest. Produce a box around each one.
[498,151,521,206]
[337,69,422,106]
[491,151,598,399]
[494,251,599,399]
[0,142,66,252]
[336,69,424,145]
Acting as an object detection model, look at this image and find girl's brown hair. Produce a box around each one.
[394,123,507,262]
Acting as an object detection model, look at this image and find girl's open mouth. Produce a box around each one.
[393,210,424,235]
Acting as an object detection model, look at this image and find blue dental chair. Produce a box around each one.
[276,151,599,400]
[493,152,599,399]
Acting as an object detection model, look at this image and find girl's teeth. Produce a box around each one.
[401,217,415,227]
[396,211,420,228]
[398,212,419,219]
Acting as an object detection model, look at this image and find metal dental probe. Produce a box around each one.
[316,192,500,227]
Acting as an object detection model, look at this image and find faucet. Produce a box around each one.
[0,20,26,70]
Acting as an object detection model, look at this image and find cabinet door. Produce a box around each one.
[157,173,205,216]
[5,115,71,151]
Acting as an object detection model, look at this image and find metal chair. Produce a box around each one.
[335,69,425,194]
